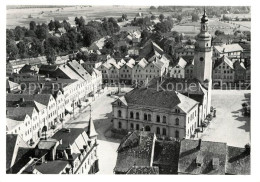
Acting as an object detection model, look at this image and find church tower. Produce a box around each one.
[193,8,213,115]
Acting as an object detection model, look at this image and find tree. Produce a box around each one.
[35,25,49,40]
[48,20,55,31]
[45,47,56,64]
[29,21,37,31]
[25,30,37,38]
[77,16,85,28]
[62,20,71,32]
[151,15,156,20]
[150,6,156,10]
[82,26,99,47]
[177,15,182,22]
[46,36,60,50]
[104,38,114,50]
[191,13,199,22]
[14,26,26,41]
[59,34,70,51]
[120,45,127,55]
[215,30,224,36]
[6,40,19,60]
[17,41,28,58]
[6,29,15,41]
[54,20,62,31]
[122,14,127,21]
[159,14,165,21]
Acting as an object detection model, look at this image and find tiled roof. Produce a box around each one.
[34,160,69,174]
[139,40,164,60]
[213,56,234,70]
[226,146,250,175]
[178,139,227,175]
[6,80,20,90]
[214,44,243,53]
[123,87,197,111]
[114,131,156,173]
[126,166,159,174]
[6,117,25,131]
[7,93,52,106]
[7,107,35,118]
[19,64,39,74]
[7,100,46,112]
[6,134,29,171]
[137,58,148,69]
[153,140,180,174]
[67,60,92,81]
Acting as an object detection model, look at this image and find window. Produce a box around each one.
[200,57,204,62]
[130,123,134,130]
[136,124,140,130]
[176,118,179,125]
[163,116,166,123]
[118,122,122,129]
[118,110,122,117]
[148,114,151,121]
[156,115,160,123]
[130,112,134,119]
[156,127,160,135]
[145,126,151,132]
[175,130,179,138]
[136,112,140,119]
[144,113,147,120]
[163,128,167,136]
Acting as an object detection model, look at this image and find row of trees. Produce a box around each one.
[6,16,120,63]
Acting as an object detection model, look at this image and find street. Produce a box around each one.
[64,87,132,174]
[200,90,250,148]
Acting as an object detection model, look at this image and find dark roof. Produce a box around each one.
[6,93,52,106]
[153,140,180,174]
[39,64,59,72]
[226,146,250,175]
[6,134,29,171]
[51,128,86,150]
[126,166,159,174]
[239,43,251,51]
[124,88,180,109]
[178,139,227,175]
[34,160,68,174]
[114,131,155,173]
[19,64,39,74]
[139,40,164,60]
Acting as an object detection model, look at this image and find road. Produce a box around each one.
[64,87,132,174]
[200,90,250,148]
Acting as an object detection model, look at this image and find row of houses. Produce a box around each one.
[114,131,250,175]
[6,59,102,145]
[7,123,99,174]
[97,40,170,85]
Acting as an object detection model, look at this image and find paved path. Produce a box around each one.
[200,90,250,148]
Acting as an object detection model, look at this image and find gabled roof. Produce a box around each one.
[139,40,164,60]
[214,44,243,53]
[153,140,180,174]
[213,56,234,70]
[126,166,159,174]
[114,131,156,173]
[6,134,29,171]
[67,60,92,81]
[6,80,20,90]
[178,139,227,175]
[87,117,98,138]
[7,107,35,118]
[226,146,250,175]
[137,58,148,69]
[6,117,25,131]
[123,88,198,111]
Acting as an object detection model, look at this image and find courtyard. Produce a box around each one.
[200,90,250,148]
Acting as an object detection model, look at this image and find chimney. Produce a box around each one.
[244,144,250,154]
[20,98,25,103]
[37,76,39,81]
[56,77,58,81]
[197,139,202,150]
[212,158,219,170]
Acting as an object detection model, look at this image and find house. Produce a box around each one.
[6,106,41,144]
[213,44,243,60]
[233,60,246,83]
[213,55,235,84]
[112,87,199,139]
[6,79,21,93]
[174,47,194,59]
[10,127,99,174]
[114,131,156,174]
[178,139,227,174]
[119,58,135,85]
[6,134,32,173]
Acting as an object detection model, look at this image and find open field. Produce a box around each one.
[7,5,150,29]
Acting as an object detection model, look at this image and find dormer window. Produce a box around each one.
[196,155,203,167]
[212,158,219,170]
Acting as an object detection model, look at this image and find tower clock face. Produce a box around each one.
[200,57,204,62]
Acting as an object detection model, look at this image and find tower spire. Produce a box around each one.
[201,7,208,23]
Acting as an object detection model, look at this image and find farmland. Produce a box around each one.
[7,5,150,29]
